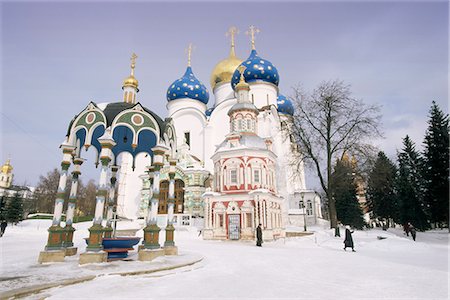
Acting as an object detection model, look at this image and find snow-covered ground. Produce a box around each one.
[1,220,448,299]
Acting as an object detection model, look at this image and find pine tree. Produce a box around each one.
[396,136,429,230]
[366,152,398,226]
[331,158,365,229]
[6,192,24,224]
[423,101,449,227]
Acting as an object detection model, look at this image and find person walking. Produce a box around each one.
[408,223,416,241]
[0,220,7,237]
[343,225,355,252]
[256,224,263,247]
[403,223,410,236]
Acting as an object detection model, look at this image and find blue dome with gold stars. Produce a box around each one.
[167,66,209,104]
[277,94,294,115]
[231,49,279,89]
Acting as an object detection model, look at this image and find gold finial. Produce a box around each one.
[238,65,246,82]
[130,53,137,76]
[226,26,239,56]
[186,43,193,67]
[246,25,260,50]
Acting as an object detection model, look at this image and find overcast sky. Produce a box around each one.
[1,0,448,188]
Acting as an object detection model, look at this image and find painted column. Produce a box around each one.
[142,145,167,249]
[104,165,119,238]
[164,159,177,247]
[87,130,116,252]
[45,142,75,251]
[64,157,84,248]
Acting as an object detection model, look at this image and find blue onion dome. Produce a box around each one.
[231,49,279,89]
[277,94,294,115]
[167,66,209,104]
[205,107,214,117]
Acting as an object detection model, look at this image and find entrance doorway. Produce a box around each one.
[228,214,240,240]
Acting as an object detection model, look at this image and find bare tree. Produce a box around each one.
[285,80,382,230]
[34,168,62,213]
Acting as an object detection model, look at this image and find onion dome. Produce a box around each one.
[166,67,209,104]
[231,49,279,89]
[1,159,12,174]
[277,94,294,115]
[210,27,243,90]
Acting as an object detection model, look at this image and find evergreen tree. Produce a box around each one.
[6,193,24,224]
[366,152,398,227]
[423,101,449,227]
[396,136,429,230]
[0,196,6,220]
[331,157,365,229]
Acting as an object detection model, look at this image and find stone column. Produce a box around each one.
[139,146,168,261]
[45,144,75,251]
[39,141,75,263]
[63,157,84,255]
[164,159,177,252]
[104,165,119,238]
[85,130,116,253]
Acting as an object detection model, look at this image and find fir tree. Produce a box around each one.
[331,157,365,229]
[6,192,24,224]
[423,101,449,227]
[366,152,398,226]
[396,136,429,230]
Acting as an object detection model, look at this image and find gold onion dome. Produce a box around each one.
[1,159,13,174]
[210,27,243,90]
[210,50,242,90]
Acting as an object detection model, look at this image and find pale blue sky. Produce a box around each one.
[1,0,448,187]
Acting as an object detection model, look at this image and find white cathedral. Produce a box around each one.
[95,26,324,241]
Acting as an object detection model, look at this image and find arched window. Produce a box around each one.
[307,200,313,216]
[174,179,185,213]
[158,181,169,214]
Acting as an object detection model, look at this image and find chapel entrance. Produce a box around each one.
[158,179,185,214]
[228,214,240,240]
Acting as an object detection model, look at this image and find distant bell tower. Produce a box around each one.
[0,158,13,189]
[122,53,139,104]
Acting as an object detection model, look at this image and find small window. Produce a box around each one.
[254,169,260,183]
[299,200,304,209]
[246,213,252,228]
[246,119,252,131]
[184,132,190,146]
[219,214,224,227]
[237,119,243,131]
[230,169,238,184]
[307,200,313,216]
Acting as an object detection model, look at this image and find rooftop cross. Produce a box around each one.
[130,53,137,76]
[246,25,260,50]
[186,43,193,67]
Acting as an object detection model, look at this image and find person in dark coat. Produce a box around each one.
[0,221,7,237]
[408,223,416,241]
[256,224,263,247]
[343,225,355,252]
[403,223,410,236]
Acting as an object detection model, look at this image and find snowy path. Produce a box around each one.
[1,221,448,299]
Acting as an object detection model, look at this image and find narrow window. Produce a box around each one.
[254,169,260,183]
[246,213,252,228]
[230,169,238,184]
[184,131,190,146]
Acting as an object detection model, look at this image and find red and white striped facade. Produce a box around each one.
[202,72,285,241]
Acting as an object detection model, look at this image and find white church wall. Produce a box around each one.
[116,152,151,220]
[169,101,207,163]
[212,82,235,107]
[249,82,278,108]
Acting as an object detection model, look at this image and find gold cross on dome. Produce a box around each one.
[226,26,239,47]
[246,25,260,50]
[186,43,194,67]
[130,53,137,76]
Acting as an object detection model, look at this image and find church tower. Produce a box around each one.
[0,158,13,189]
[166,44,209,162]
[122,53,139,104]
